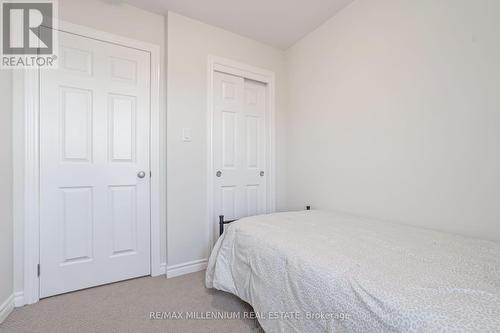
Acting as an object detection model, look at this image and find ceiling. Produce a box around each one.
[119,0,354,49]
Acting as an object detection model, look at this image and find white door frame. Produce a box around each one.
[15,21,163,305]
[206,55,276,249]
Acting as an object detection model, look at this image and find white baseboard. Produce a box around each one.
[0,294,14,324]
[166,259,207,278]
[158,262,166,275]
[14,291,25,307]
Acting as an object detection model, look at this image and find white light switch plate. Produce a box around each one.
[182,128,192,142]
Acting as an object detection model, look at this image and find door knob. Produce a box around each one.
[137,171,146,179]
[260,171,265,177]
[216,171,222,177]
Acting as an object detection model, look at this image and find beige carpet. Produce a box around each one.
[0,271,263,333]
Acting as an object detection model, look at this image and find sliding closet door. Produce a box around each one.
[213,71,268,225]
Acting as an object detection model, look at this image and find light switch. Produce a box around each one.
[182,128,192,142]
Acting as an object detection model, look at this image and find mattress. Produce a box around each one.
[206,210,500,332]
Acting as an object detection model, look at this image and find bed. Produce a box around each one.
[206,210,500,332]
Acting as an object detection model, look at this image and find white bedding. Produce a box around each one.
[206,210,500,333]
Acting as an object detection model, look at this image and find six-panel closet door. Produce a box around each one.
[39,31,151,297]
[213,71,268,228]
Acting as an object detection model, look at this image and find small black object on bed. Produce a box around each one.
[218,206,311,236]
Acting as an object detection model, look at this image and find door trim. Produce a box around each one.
[206,55,276,250]
[15,21,163,305]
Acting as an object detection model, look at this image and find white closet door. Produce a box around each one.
[39,31,151,297]
[213,71,267,226]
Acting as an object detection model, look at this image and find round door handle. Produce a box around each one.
[260,171,265,177]
[137,171,146,179]
[216,171,222,177]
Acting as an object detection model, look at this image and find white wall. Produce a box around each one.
[166,12,287,267]
[286,0,500,241]
[0,69,14,318]
[59,0,165,46]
